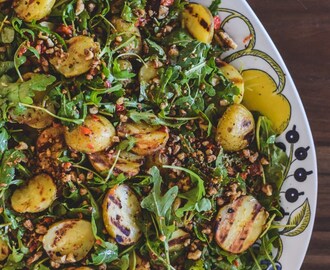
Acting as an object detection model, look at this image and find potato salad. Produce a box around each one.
[0,0,289,269]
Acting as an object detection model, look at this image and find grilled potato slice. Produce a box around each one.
[215,195,268,254]
[145,151,169,170]
[216,104,255,152]
[139,61,158,84]
[43,219,95,264]
[117,122,169,156]
[8,101,54,129]
[103,185,142,245]
[11,174,57,213]
[50,36,99,78]
[169,229,190,252]
[64,114,115,154]
[219,62,244,104]
[0,238,9,261]
[111,17,142,55]
[89,150,144,177]
[13,0,55,22]
[181,3,214,44]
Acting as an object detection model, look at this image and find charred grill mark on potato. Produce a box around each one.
[52,221,76,247]
[43,219,95,263]
[215,195,268,254]
[103,185,142,245]
[110,216,131,237]
[108,195,122,208]
[89,150,144,177]
[181,3,214,44]
[117,122,169,156]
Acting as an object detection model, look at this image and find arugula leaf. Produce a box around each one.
[117,135,136,151]
[162,165,208,217]
[141,167,178,219]
[256,116,289,205]
[0,74,56,107]
[141,167,178,269]
[128,110,187,128]
[0,62,14,76]
[89,241,118,265]
[0,124,9,156]
[0,149,26,186]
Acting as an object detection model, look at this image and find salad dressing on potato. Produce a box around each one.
[0,0,289,269]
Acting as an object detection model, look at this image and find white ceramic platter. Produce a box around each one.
[194,0,318,269]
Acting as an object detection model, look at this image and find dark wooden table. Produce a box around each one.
[248,0,330,269]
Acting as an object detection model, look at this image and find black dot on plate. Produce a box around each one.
[286,125,300,144]
[294,168,313,182]
[285,188,304,203]
[275,142,286,152]
[294,146,310,161]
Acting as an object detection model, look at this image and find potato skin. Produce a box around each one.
[117,122,169,156]
[111,17,142,55]
[42,219,95,264]
[0,238,10,261]
[215,195,268,254]
[50,36,99,78]
[181,3,214,44]
[139,61,158,84]
[14,0,55,22]
[64,114,115,154]
[219,63,244,104]
[216,104,255,152]
[8,101,54,129]
[103,185,142,245]
[88,150,144,177]
[11,173,57,213]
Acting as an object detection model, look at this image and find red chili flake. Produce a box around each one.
[240,172,248,180]
[17,46,27,57]
[42,217,54,224]
[104,80,111,88]
[116,103,125,112]
[161,0,174,6]
[135,17,146,27]
[95,239,102,245]
[91,114,100,121]
[234,260,240,267]
[214,16,221,30]
[62,162,72,170]
[35,44,42,54]
[87,143,94,150]
[80,126,92,135]
[56,24,73,37]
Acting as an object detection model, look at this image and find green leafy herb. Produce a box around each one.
[141,167,178,270]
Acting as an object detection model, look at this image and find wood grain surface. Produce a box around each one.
[247,0,330,269]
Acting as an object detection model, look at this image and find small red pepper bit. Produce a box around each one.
[214,15,221,30]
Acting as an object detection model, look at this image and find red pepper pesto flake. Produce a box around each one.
[18,46,28,57]
[87,143,94,150]
[56,24,73,37]
[91,114,100,121]
[95,239,102,245]
[80,126,92,135]
[161,0,174,6]
[116,103,125,112]
[214,16,221,30]
[104,80,111,88]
